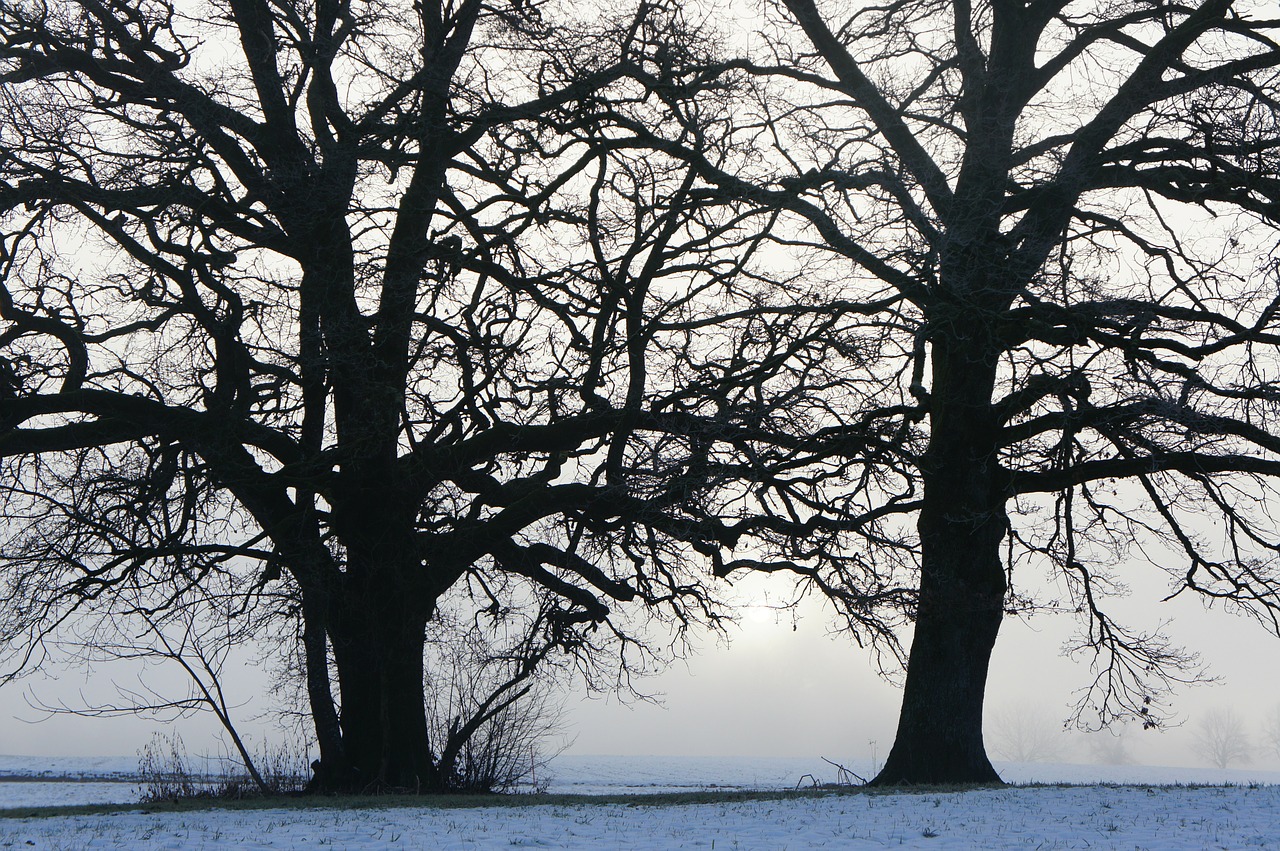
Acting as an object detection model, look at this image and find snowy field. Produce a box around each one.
[1,784,1278,849]
[0,756,1278,849]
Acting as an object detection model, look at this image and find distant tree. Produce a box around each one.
[1262,704,1280,759]
[631,0,1280,784]
[986,703,1067,764]
[0,0,787,792]
[1192,707,1252,769]
[1087,730,1136,767]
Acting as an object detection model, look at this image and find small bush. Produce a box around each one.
[137,732,309,802]
[439,682,566,794]
[138,732,217,802]
[247,736,312,795]
[422,605,572,795]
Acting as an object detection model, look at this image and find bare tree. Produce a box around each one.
[1262,704,1280,760]
[1087,730,1136,767]
[619,0,1280,784]
[1192,707,1252,770]
[0,0,785,791]
[8,0,1280,794]
[986,703,1067,764]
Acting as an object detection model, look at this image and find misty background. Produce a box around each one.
[2,567,1277,772]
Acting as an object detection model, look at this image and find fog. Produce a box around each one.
[562,587,1280,771]
[3,569,1278,774]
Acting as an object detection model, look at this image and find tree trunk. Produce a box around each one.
[872,319,1009,785]
[870,541,1006,784]
[300,591,350,792]
[327,581,442,792]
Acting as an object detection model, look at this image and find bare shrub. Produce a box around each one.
[137,733,226,802]
[249,738,312,795]
[137,732,308,802]
[435,678,566,794]
[424,608,570,794]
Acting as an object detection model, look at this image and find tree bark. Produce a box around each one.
[872,318,1009,785]
[300,591,350,792]
[328,586,442,791]
[870,546,1006,784]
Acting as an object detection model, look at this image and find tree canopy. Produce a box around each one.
[687,0,1280,782]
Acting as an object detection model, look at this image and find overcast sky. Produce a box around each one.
[563,575,1280,770]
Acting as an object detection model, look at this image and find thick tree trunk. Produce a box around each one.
[870,541,1006,784]
[872,319,1009,785]
[328,590,442,792]
[318,466,454,792]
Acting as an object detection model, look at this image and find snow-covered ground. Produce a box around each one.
[1,755,1278,849]
[0,781,141,809]
[548,754,1280,794]
[0,784,1277,849]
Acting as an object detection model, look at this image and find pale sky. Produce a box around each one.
[562,577,1280,770]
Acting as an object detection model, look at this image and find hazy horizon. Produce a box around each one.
[3,570,1277,774]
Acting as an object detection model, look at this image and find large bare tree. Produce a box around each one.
[628,0,1280,783]
[0,0,789,791]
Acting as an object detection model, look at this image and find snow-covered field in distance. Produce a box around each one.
[548,753,1280,794]
[0,754,138,781]
[1,755,1278,849]
[5,752,1280,795]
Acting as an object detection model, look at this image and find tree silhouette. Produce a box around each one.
[638,0,1280,782]
[986,703,1066,764]
[0,0,786,791]
[1262,703,1280,759]
[6,0,1280,792]
[1192,707,1252,769]
[1087,729,1136,767]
